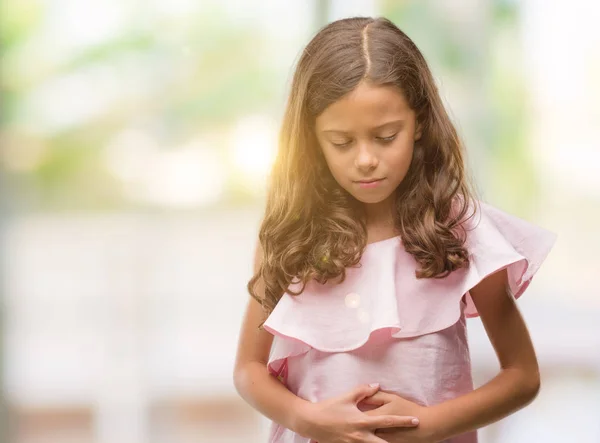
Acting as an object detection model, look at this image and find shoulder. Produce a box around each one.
[460,200,557,318]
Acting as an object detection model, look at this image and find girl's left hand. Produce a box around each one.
[360,391,438,443]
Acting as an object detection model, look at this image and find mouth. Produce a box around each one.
[354,178,385,188]
[355,178,384,184]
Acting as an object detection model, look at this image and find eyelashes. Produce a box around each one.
[377,134,397,143]
[332,141,351,148]
[331,134,397,148]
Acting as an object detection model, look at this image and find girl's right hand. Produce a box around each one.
[297,383,420,443]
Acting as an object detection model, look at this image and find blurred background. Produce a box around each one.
[0,0,599,442]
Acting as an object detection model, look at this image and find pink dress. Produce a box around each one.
[262,201,557,443]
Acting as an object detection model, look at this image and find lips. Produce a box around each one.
[355,178,384,183]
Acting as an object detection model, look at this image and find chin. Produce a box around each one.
[348,192,392,205]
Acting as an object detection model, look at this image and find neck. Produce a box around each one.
[364,194,396,228]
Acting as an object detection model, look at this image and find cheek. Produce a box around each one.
[386,142,414,173]
[321,148,347,175]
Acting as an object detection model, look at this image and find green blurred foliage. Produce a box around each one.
[0,3,280,211]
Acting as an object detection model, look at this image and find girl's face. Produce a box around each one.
[315,81,421,209]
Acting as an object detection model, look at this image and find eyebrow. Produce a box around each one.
[321,119,405,134]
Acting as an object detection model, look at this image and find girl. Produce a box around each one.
[233,17,557,443]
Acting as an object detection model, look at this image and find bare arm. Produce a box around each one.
[233,242,311,434]
[425,268,541,441]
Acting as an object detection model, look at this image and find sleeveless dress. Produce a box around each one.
[262,201,557,443]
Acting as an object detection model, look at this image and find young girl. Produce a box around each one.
[233,17,557,443]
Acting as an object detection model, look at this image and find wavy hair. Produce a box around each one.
[248,17,478,321]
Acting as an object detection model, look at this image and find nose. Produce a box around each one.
[354,142,379,172]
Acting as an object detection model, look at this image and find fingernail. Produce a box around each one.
[369,383,379,388]
[412,418,419,425]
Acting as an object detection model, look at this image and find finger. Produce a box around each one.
[363,404,391,416]
[365,415,420,429]
[360,391,392,406]
[346,383,380,404]
[367,434,390,443]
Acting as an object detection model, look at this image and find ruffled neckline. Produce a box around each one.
[263,201,557,379]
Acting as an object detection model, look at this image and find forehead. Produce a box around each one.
[315,81,413,132]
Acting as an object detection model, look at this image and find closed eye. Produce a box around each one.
[331,133,397,148]
[332,141,352,148]
[376,134,397,143]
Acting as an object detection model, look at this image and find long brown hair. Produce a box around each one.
[248,17,478,320]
